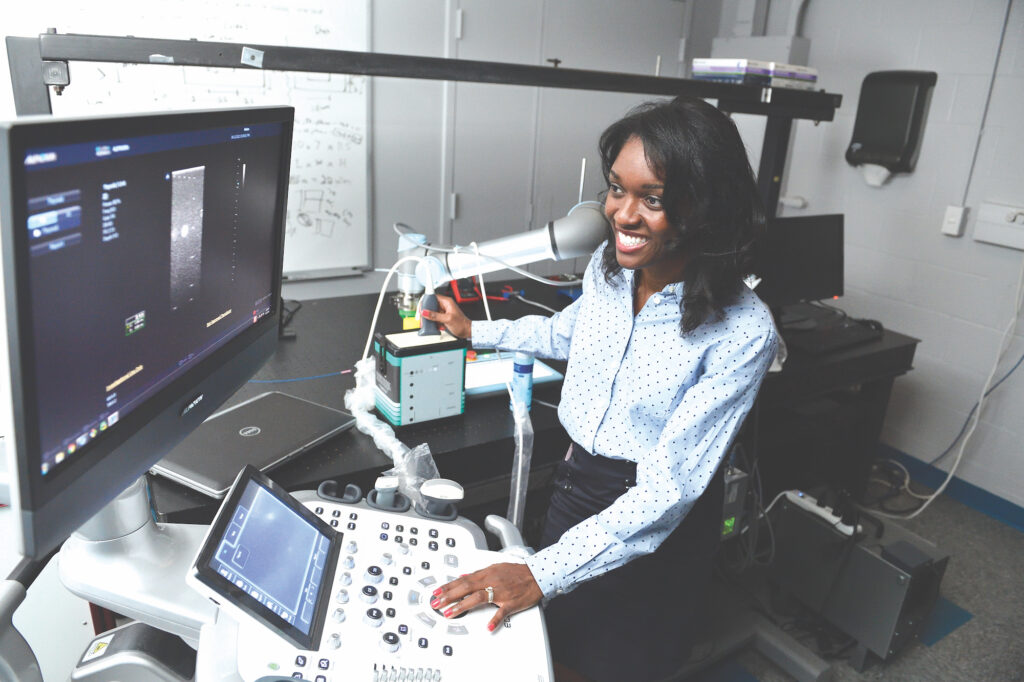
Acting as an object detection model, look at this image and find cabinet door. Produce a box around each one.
[447,0,686,279]
[531,0,688,276]
[449,0,544,252]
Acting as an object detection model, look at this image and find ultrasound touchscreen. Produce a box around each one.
[191,466,340,650]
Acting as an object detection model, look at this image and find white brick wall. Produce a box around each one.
[785,0,1024,506]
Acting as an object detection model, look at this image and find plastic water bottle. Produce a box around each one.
[509,351,534,412]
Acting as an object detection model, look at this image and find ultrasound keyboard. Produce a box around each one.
[190,467,552,682]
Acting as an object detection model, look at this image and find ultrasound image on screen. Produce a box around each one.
[21,124,283,474]
[209,480,330,635]
[169,166,205,309]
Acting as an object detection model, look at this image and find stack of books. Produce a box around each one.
[692,58,818,90]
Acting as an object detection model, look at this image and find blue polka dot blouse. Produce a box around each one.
[470,246,778,599]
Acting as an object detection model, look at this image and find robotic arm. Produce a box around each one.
[394,201,609,323]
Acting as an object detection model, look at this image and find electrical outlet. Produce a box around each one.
[942,205,966,237]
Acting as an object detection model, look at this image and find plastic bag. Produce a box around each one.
[344,356,439,508]
[506,392,534,531]
[385,442,441,513]
[344,357,409,461]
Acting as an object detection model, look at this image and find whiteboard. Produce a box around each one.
[19,0,371,277]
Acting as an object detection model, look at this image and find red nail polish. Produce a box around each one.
[488,622,495,631]
[432,588,443,596]
[443,608,453,617]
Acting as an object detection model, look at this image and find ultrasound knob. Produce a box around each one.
[360,585,379,603]
[342,556,356,569]
[345,540,359,554]
[381,631,401,653]
[328,633,341,649]
[335,589,349,604]
[365,565,384,584]
[364,607,384,627]
[332,607,346,623]
[339,571,352,586]
[380,552,394,566]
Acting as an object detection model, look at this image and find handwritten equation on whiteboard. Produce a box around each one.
[45,0,371,276]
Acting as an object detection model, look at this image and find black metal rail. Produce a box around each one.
[6,31,844,215]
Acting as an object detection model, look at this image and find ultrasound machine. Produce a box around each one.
[0,106,551,681]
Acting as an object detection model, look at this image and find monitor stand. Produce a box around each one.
[58,477,216,645]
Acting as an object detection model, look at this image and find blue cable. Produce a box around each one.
[249,370,350,384]
[928,348,1024,465]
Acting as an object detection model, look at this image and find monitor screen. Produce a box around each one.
[1,106,294,559]
[190,465,340,650]
[754,214,844,310]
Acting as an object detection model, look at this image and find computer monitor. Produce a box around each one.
[754,213,844,313]
[1,106,294,560]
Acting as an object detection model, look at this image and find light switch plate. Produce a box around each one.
[942,205,966,237]
[974,202,1024,251]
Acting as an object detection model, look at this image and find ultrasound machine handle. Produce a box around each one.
[484,515,534,557]
[1,574,44,682]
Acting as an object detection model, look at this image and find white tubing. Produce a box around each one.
[344,358,409,462]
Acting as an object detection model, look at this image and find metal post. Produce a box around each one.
[757,115,794,218]
[5,37,52,115]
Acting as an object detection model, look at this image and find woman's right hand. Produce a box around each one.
[421,293,472,338]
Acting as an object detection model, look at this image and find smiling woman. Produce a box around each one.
[605,137,680,314]
[423,97,777,682]
[598,97,765,333]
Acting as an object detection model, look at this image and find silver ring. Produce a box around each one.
[485,586,495,604]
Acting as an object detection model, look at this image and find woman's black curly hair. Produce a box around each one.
[599,96,765,334]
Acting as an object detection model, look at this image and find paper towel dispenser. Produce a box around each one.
[845,70,937,186]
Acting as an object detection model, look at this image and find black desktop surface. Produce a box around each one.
[147,285,573,525]
[148,288,920,523]
[767,303,917,403]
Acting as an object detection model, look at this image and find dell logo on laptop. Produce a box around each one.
[239,426,261,437]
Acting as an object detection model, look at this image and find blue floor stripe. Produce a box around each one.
[919,596,973,646]
[688,659,759,682]
[877,444,1024,534]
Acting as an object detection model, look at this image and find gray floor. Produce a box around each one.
[706,483,1024,682]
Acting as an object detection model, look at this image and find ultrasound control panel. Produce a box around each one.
[191,468,552,682]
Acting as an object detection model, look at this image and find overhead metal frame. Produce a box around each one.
[6,32,843,215]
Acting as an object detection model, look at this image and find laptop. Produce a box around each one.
[151,392,354,498]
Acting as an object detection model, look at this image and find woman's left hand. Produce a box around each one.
[430,562,543,632]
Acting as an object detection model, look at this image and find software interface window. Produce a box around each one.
[22,125,281,479]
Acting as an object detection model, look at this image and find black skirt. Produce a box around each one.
[539,442,724,682]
